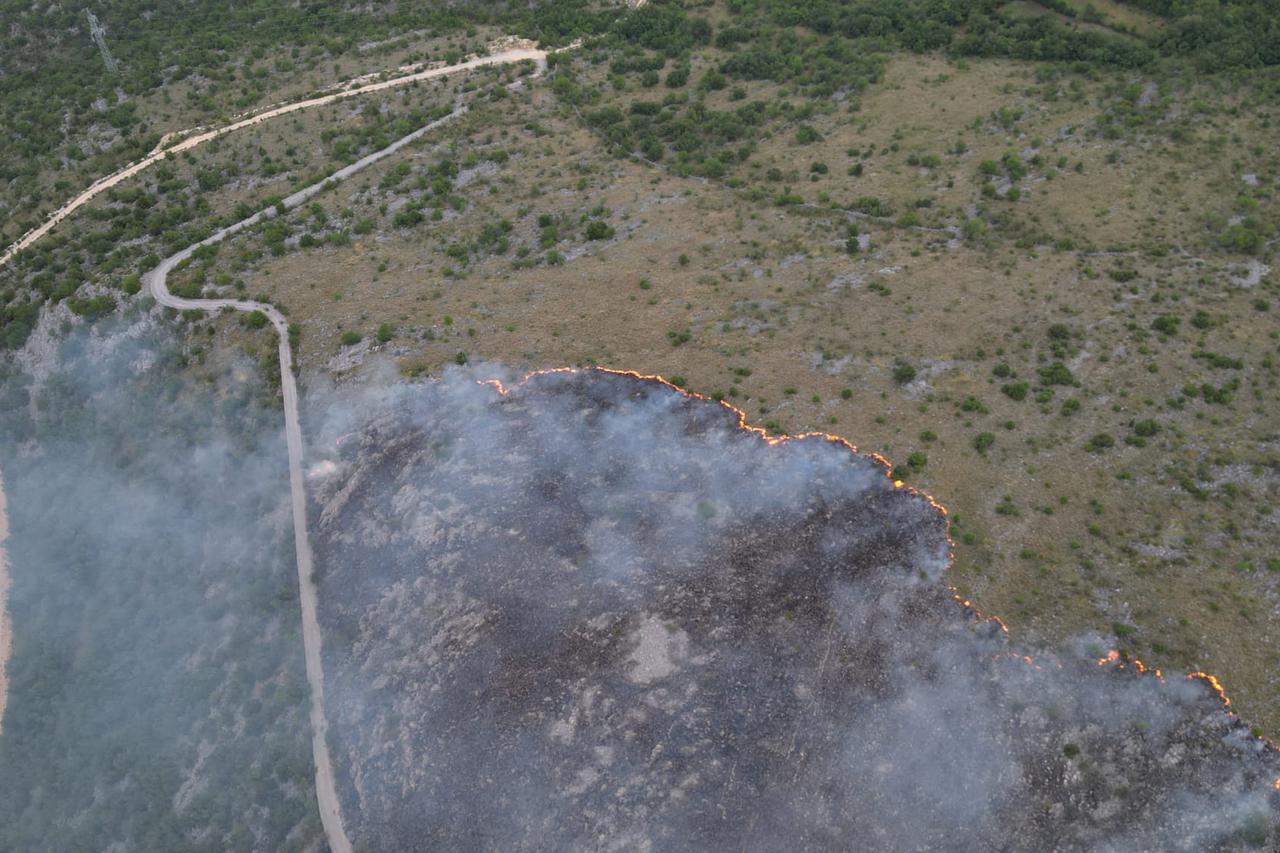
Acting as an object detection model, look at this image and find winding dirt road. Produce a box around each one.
[0,42,545,269]
[141,50,548,853]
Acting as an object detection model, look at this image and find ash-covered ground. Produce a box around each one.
[309,369,1280,852]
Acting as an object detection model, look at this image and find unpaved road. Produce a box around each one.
[143,53,547,853]
[0,467,10,737]
[0,42,546,269]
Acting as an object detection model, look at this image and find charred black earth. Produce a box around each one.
[311,369,1279,852]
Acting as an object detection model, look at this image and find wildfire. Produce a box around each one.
[472,365,1269,745]
[482,367,953,519]
[1095,649,1163,681]
[1188,672,1230,707]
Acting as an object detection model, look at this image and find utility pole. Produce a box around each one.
[85,10,119,76]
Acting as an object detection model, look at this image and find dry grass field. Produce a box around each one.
[162,47,1280,733]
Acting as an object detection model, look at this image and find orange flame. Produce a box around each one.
[471,366,1272,747]
[1187,672,1230,707]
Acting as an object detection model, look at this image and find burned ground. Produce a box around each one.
[310,369,1279,852]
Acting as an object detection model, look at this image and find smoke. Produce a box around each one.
[0,309,1276,851]
[0,310,323,851]
[308,368,1280,852]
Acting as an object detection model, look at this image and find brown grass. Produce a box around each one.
[190,52,1280,733]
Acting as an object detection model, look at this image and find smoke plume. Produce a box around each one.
[307,368,1280,852]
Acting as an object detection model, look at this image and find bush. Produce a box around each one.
[893,360,917,384]
[1220,223,1264,254]
[1132,419,1158,437]
[795,124,822,144]
[243,310,269,329]
[68,294,116,319]
[1151,315,1180,335]
[340,331,361,346]
[454,351,468,365]
[1001,382,1028,401]
[393,208,424,228]
[1038,362,1075,386]
[699,69,727,91]
[973,432,995,455]
[1086,432,1115,452]
[585,220,615,240]
[852,196,892,217]
[376,323,394,343]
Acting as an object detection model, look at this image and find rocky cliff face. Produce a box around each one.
[310,369,1279,851]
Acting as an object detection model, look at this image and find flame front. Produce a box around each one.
[470,365,1271,750]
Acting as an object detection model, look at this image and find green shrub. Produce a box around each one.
[1151,315,1180,335]
[585,220,615,240]
[1038,362,1075,386]
[795,124,822,144]
[1132,419,1158,437]
[973,432,995,454]
[340,330,361,346]
[376,323,394,343]
[1001,382,1028,401]
[893,360,917,384]
[1086,432,1115,452]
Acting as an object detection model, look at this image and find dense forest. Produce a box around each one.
[0,314,320,851]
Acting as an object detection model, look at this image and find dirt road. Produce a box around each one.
[142,53,546,853]
[0,468,10,738]
[0,43,546,269]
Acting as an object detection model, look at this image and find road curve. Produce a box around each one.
[144,56,546,853]
[0,43,546,269]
